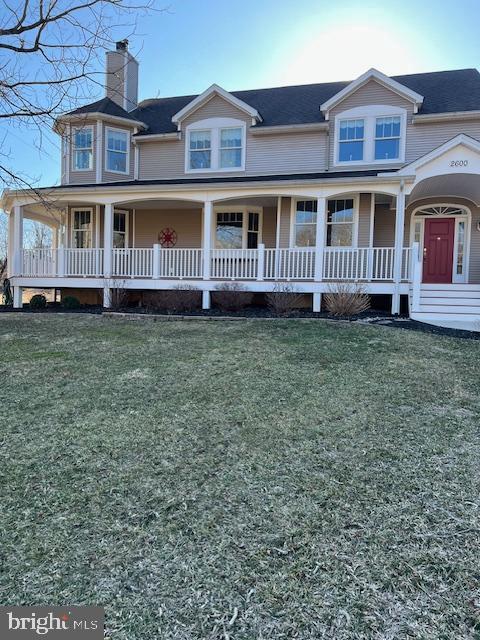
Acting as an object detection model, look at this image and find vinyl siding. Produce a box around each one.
[262,207,277,248]
[357,193,372,247]
[134,208,202,248]
[405,121,480,162]
[373,204,395,247]
[279,197,292,247]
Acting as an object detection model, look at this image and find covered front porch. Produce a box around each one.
[7,188,412,311]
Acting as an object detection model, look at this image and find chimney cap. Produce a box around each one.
[116,39,129,52]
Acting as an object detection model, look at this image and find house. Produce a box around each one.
[3,40,480,329]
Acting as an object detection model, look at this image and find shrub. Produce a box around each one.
[144,285,201,314]
[324,282,371,317]
[265,283,303,316]
[62,295,81,310]
[104,279,128,310]
[29,294,47,309]
[212,282,253,312]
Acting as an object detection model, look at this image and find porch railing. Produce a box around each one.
[17,246,413,283]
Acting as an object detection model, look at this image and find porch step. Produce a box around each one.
[409,283,480,331]
[411,312,480,331]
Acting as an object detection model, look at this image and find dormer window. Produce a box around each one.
[185,118,246,172]
[334,106,406,166]
[339,119,364,162]
[375,116,401,160]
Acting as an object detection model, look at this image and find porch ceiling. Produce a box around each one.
[408,173,480,206]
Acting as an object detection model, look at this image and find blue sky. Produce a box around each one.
[5,0,480,187]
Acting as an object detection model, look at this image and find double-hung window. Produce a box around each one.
[189,130,211,169]
[375,116,401,160]
[113,211,128,248]
[72,209,92,248]
[106,128,129,173]
[187,120,245,171]
[294,200,317,247]
[339,119,364,162]
[73,127,93,170]
[327,200,355,246]
[220,128,242,168]
[215,208,261,249]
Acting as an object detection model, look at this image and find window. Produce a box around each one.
[72,209,92,248]
[327,200,355,246]
[220,128,242,168]
[189,130,211,169]
[216,212,243,248]
[73,127,93,170]
[114,211,128,248]
[335,107,406,165]
[106,128,129,173]
[294,200,317,247]
[339,119,364,162]
[247,212,260,248]
[214,208,262,248]
[375,116,401,160]
[456,220,465,276]
[186,119,245,172]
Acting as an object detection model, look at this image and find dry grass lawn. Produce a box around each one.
[0,315,479,639]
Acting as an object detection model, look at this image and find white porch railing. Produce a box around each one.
[22,248,56,277]
[112,248,153,278]
[18,246,413,283]
[65,249,104,277]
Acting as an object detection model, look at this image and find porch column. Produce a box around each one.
[392,184,406,314]
[202,200,212,280]
[104,203,113,278]
[313,196,327,312]
[10,204,23,277]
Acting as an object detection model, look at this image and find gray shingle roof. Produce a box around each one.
[66,96,142,122]
[67,69,480,135]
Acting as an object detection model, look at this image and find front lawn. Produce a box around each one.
[0,315,478,639]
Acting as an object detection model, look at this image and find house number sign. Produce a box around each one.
[450,160,468,167]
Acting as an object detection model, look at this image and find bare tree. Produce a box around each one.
[24,220,53,249]
[0,0,157,191]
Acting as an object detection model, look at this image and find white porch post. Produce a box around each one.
[313,196,326,312]
[202,200,212,281]
[7,210,14,278]
[257,243,265,281]
[13,204,23,276]
[153,243,161,279]
[411,242,422,312]
[392,183,406,314]
[104,203,113,278]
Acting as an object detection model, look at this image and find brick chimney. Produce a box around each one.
[105,40,139,112]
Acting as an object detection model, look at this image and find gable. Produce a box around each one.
[182,94,251,128]
[329,79,414,117]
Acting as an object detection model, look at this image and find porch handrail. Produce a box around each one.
[411,242,422,312]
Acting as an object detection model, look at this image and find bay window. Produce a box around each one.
[327,200,355,246]
[294,200,317,247]
[106,128,129,173]
[375,116,401,160]
[73,127,93,170]
[339,119,364,162]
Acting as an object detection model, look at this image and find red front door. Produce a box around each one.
[423,218,455,283]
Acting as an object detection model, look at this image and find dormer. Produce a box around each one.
[171,85,262,173]
[321,69,424,168]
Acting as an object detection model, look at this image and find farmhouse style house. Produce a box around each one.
[4,40,480,328]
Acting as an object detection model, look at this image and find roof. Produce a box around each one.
[38,168,399,190]
[64,68,480,136]
[65,96,143,122]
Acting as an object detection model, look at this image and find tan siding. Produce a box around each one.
[182,95,249,127]
[134,209,202,248]
[406,121,480,163]
[357,194,372,247]
[139,140,184,180]
[279,197,292,248]
[373,204,395,247]
[262,207,276,248]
